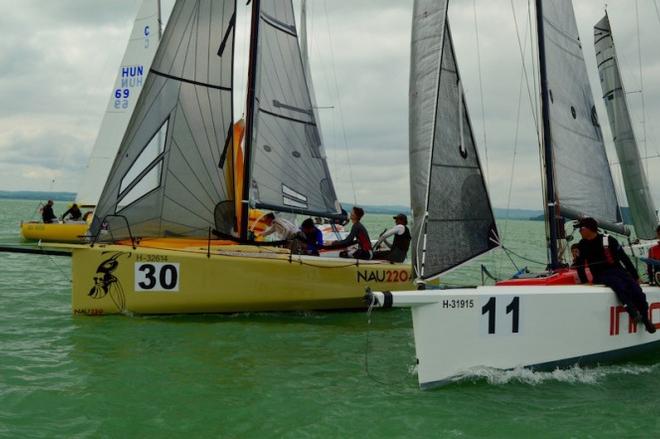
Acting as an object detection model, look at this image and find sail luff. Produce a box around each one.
[535,0,560,268]
[240,0,261,241]
[594,14,658,239]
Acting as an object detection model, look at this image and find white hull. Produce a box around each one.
[373,285,660,389]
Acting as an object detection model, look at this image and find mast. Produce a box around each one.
[241,0,261,241]
[535,0,560,270]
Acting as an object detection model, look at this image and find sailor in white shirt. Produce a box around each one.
[260,213,299,240]
[373,213,411,263]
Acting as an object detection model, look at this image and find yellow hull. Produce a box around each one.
[71,243,415,315]
[21,222,89,243]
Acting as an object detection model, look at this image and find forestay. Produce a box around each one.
[594,14,657,239]
[246,0,341,218]
[409,0,497,280]
[541,0,623,230]
[76,0,161,208]
[90,0,237,240]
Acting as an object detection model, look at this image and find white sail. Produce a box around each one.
[594,14,658,239]
[76,0,161,208]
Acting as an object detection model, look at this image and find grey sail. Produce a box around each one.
[410,0,498,280]
[594,14,657,239]
[90,0,237,240]
[300,0,325,149]
[247,0,341,218]
[541,0,624,232]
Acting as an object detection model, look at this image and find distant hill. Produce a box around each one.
[0,191,76,201]
[493,208,543,220]
[529,207,633,224]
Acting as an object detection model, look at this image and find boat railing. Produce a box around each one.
[89,214,136,249]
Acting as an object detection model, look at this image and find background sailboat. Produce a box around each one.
[594,14,658,241]
[20,0,162,243]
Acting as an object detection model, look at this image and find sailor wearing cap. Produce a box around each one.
[373,213,411,263]
[574,216,656,333]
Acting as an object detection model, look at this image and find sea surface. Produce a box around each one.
[1,198,659,438]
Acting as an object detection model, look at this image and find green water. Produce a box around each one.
[1,199,659,437]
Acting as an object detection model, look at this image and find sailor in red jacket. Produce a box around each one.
[648,225,660,285]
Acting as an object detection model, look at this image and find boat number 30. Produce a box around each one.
[135,263,180,292]
[480,296,520,335]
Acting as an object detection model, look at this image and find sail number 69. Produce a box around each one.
[135,263,180,292]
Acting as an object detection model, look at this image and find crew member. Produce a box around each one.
[647,225,660,285]
[373,213,411,263]
[259,213,298,241]
[300,218,323,256]
[61,203,82,221]
[325,207,372,260]
[41,200,57,224]
[574,217,656,333]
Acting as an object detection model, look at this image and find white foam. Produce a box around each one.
[456,363,658,386]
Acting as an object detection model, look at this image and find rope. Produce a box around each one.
[472,0,490,185]
[364,293,411,386]
[634,0,649,176]
[322,0,358,205]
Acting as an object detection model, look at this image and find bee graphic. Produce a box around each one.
[89,253,127,312]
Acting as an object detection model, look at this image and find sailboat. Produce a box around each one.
[369,0,660,389]
[20,0,162,243]
[60,0,412,315]
[594,13,659,249]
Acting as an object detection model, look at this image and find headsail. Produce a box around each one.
[594,14,657,239]
[90,0,237,240]
[76,0,161,208]
[540,0,624,233]
[244,0,341,219]
[410,0,498,280]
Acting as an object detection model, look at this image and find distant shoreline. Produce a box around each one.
[0,190,556,220]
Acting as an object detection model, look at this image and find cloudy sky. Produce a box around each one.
[1,0,659,211]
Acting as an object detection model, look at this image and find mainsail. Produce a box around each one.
[90,0,237,240]
[410,0,498,280]
[540,0,624,232]
[244,0,341,219]
[594,14,657,239]
[76,0,161,208]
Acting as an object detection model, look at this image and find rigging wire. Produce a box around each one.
[321,0,358,205]
[634,0,650,176]
[472,0,490,185]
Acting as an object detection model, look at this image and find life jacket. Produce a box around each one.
[602,234,615,265]
[392,226,411,254]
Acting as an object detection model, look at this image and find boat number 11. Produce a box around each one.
[481,296,520,335]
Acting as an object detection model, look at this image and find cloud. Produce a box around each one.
[1,0,659,212]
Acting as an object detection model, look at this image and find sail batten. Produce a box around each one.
[594,14,657,239]
[90,0,237,240]
[540,0,623,233]
[410,0,498,280]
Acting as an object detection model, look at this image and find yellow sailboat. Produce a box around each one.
[66,0,413,315]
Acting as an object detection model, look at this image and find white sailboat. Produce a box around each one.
[59,0,412,315]
[594,13,659,255]
[370,0,660,389]
[20,0,162,243]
